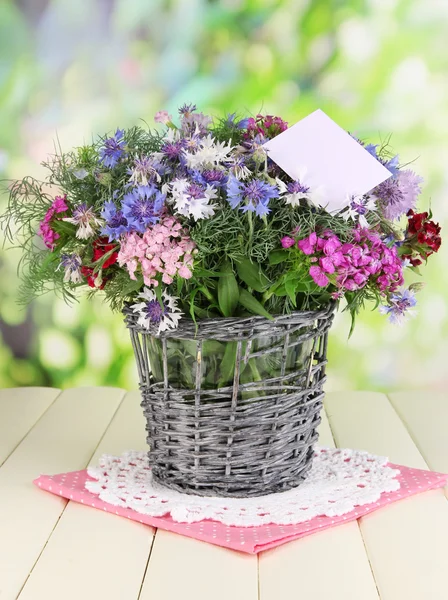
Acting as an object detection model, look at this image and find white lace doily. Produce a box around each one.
[86,448,400,527]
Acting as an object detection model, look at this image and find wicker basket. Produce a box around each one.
[124,303,335,497]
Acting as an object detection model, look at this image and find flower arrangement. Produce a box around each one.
[2,104,441,333]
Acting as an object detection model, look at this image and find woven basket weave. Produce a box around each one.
[124,302,335,498]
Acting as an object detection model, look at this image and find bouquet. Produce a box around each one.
[2,104,442,334]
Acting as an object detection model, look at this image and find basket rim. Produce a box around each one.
[123,300,337,339]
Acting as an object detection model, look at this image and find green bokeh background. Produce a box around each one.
[1,0,447,392]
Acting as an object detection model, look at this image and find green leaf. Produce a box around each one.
[122,276,144,296]
[348,309,356,339]
[217,262,239,317]
[217,341,237,387]
[268,249,290,265]
[192,267,224,278]
[189,288,201,322]
[203,339,225,355]
[52,220,77,236]
[238,288,273,320]
[285,279,297,306]
[236,258,270,292]
[180,340,199,356]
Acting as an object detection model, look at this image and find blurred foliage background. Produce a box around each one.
[1,0,447,392]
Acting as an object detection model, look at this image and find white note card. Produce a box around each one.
[263,109,392,212]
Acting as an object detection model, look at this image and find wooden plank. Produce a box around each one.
[0,386,125,600]
[140,531,258,600]
[259,406,379,600]
[388,390,448,478]
[0,387,60,466]
[325,391,448,600]
[18,390,154,600]
[325,391,428,469]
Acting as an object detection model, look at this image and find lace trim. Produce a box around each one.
[86,447,400,527]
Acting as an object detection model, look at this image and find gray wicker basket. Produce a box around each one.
[124,302,335,498]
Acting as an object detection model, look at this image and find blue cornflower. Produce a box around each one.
[364,143,400,176]
[100,201,131,241]
[383,154,400,176]
[237,117,251,129]
[122,185,165,233]
[225,113,251,130]
[379,288,417,325]
[99,129,126,168]
[227,175,278,217]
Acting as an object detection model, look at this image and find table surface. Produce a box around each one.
[0,387,447,600]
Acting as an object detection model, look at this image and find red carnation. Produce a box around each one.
[404,210,442,265]
[407,210,429,235]
[81,237,118,288]
[80,266,106,289]
[92,237,119,268]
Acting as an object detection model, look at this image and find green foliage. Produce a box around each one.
[217,262,239,316]
[0,0,446,393]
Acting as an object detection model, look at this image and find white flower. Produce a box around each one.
[184,134,233,169]
[277,167,325,208]
[63,203,102,239]
[167,178,217,221]
[72,168,89,180]
[342,194,377,228]
[131,288,182,334]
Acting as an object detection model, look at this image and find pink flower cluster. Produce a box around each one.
[244,114,288,139]
[294,228,404,295]
[117,215,196,286]
[38,196,69,250]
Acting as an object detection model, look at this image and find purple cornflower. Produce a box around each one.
[380,288,417,325]
[122,185,165,233]
[144,300,167,324]
[100,201,131,241]
[227,175,278,217]
[181,112,212,135]
[161,139,186,161]
[99,129,126,168]
[192,168,228,188]
[375,170,423,221]
[287,181,310,195]
[179,103,197,116]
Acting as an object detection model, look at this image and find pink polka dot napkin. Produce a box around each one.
[33,463,447,554]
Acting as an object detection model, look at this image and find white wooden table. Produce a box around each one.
[0,387,447,600]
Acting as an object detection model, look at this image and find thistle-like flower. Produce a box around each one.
[379,288,417,325]
[60,253,83,283]
[63,203,102,239]
[131,288,182,334]
[128,155,164,186]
